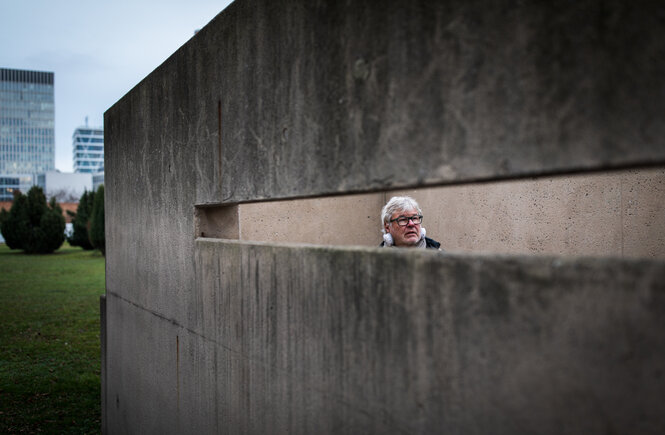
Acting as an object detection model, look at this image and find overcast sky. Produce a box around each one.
[1,0,234,172]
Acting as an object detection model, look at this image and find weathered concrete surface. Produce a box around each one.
[105,240,665,434]
[104,293,216,434]
[106,0,665,206]
[103,0,665,433]
[100,295,107,435]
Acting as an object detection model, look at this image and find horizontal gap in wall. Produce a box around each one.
[193,166,665,259]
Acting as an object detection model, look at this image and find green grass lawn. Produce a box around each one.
[0,242,105,434]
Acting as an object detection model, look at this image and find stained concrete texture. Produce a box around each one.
[105,0,665,206]
[104,293,216,434]
[100,295,107,435]
[105,239,665,434]
[103,0,665,433]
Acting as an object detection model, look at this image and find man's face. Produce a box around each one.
[385,208,421,247]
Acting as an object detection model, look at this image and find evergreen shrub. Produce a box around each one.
[89,185,105,256]
[68,190,95,250]
[1,191,29,249]
[0,187,65,254]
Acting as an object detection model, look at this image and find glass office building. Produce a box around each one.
[72,126,104,174]
[0,68,55,200]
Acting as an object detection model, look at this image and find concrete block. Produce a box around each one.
[105,0,665,206]
[104,293,218,434]
[100,295,107,435]
[208,0,665,203]
[102,0,665,433]
[191,239,665,434]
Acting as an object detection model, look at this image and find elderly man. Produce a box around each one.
[380,196,442,250]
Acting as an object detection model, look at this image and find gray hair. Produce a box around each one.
[381,196,422,231]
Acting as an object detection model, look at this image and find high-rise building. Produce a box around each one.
[0,67,55,200]
[72,126,104,174]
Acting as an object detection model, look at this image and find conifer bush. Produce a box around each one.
[67,190,95,250]
[89,185,105,256]
[1,191,30,250]
[0,187,65,254]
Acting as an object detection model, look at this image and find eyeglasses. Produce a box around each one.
[389,215,423,226]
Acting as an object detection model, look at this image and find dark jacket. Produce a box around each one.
[424,237,441,249]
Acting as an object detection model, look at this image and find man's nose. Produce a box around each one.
[407,219,416,227]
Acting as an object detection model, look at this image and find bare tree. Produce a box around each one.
[46,188,81,203]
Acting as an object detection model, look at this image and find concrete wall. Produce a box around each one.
[105,241,665,434]
[104,0,665,433]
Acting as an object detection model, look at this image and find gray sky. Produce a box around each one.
[1,0,234,172]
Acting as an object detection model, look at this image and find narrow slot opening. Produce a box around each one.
[193,167,665,259]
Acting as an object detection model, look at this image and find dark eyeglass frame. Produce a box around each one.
[389,215,423,226]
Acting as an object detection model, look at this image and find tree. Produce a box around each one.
[0,190,29,249]
[26,197,66,254]
[68,189,95,250]
[89,184,105,255]
[47,187,81,203]
[0,186,65,254]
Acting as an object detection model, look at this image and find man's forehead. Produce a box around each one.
[392,209,419,217]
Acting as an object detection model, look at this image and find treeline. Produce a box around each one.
[0,184,105,255]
